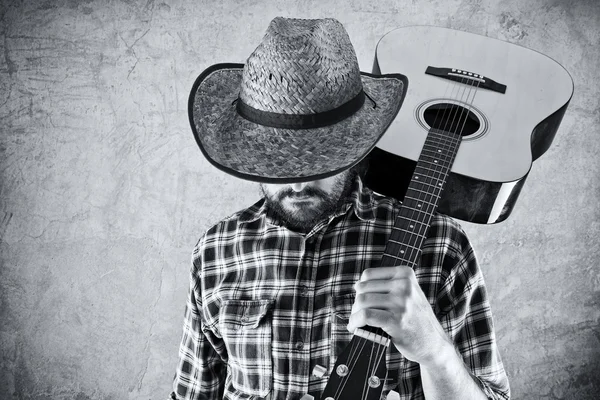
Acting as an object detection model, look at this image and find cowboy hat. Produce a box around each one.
[189,17,407,183]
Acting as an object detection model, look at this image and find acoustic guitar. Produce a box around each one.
[363,25,574,224]
[313,26,573,400]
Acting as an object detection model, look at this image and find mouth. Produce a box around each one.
[289,194,315,200]
[283,192,325,207]
[286,196,318,204]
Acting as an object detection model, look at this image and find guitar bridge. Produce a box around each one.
[425,66,507,93]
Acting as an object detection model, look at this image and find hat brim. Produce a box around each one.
[189,63,408,183]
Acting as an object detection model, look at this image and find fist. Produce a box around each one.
[347,266,451,364]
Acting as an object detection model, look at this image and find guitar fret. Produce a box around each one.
[402,207,438,219]
[421,148,455,157]
[416,161,451,171]
[413,166,450,181]
[414,167,451,177]
[419,153,453,163]
[420,149,457,160]
[394,227,427,239]
[386,239,423,253]
[422,141,459,153]
[406,187,442,198]
[380,253,418,268]
[421,145,453,153]
[429,129,462,140]
[421,142,455,153]
[422,141,458,151]
[409,179,445,189]
[404,195,438,207]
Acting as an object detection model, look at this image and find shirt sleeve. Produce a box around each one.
[435,222,511,400]
[171,249,227,400]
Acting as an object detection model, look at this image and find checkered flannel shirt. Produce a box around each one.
[171,177,510,400]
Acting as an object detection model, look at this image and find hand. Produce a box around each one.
[347,266,452,365]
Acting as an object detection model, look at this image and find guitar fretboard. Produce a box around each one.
[380,128,463,268]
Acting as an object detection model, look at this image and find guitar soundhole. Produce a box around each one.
[423,103,480,136]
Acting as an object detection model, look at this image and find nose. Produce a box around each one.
[291,182,307,192]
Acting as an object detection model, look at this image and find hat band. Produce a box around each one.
[236,91,366,129]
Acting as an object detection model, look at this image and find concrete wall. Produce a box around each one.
[0,0,598,399]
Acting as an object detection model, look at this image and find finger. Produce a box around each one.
[355,278,410,294]
[347,308,394,333]
[360,266,414,282]
[353,293,403,313]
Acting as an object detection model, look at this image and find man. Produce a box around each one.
[172,17,510,400]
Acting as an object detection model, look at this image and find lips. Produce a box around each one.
[279,188,326,202]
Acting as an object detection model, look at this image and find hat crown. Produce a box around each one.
[239,18,363,115]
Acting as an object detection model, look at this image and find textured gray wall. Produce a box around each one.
[0,0,598,399]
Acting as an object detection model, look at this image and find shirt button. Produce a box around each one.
[300,285,309,295]
[294,341,304,351]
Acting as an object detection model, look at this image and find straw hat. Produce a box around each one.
[189,17,407,182]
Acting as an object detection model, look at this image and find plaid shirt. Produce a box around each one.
[172,177,510,400]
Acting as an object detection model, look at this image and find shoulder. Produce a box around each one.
[429,213,471,248]
[421,213,474,261]
[192,198,266,261]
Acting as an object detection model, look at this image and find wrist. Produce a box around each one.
[418,337,458,370]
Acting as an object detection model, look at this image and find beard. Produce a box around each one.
[260,170,356,233]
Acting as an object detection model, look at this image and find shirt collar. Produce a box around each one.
[238,176,377,225]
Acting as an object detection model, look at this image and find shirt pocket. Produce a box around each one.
[219,299,275,397]
[329,293,355,368]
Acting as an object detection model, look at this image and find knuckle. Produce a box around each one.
[361,269,373,281]
[354,281,363,292]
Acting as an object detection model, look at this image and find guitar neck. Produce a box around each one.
[325,128,465,399]
[380,128,462,268]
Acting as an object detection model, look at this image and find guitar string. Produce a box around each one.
[362,339,377,400]
[333,336,373,399]
[382,74,482,399]
[398,75,482,308]
[358,78,478,399]
[343,246,411,399]
[388,77,463,270]
[331,74,482,400]
[360,341,387,400]
[349,76,466,400]
[419,75,481,244]
[366,339,390,398]
[334,335,388,400]
[399,75,478,269]
[333,336,371,399]
[400,75,462,266]
[336,334,387,399]
[364,333,378,400]
[457,79,483,140]
[408,72,478,259]
[364,332,390,399]
[385,79,455,269]
[381,78,478,400]
[361,339,388,400]
[378,76,458,336]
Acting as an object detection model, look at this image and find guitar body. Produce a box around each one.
[364,26,573,224]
